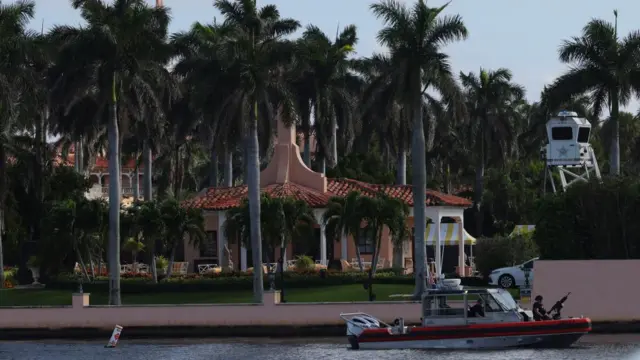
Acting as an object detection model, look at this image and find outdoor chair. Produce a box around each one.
[172,262,189,275]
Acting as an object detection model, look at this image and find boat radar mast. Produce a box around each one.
[540,111,601,193]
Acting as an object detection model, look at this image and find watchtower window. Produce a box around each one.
[577,127,590,142]
[551,127,573,140]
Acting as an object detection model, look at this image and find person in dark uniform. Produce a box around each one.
[468,298,485,317]
[532,295,548,321]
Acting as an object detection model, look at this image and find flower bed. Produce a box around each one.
[46,269,488,294]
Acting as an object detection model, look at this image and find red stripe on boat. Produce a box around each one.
[358,326,590,343]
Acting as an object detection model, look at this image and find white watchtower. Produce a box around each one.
[540,111,601,193]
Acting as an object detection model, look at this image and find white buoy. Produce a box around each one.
[105,325,123,348]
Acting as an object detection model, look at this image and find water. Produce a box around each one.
[0,335,639,360]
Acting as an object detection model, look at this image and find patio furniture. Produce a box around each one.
[136,263,150,273]
[198,263,218,274]
[172,262,189,275]
[121,264,133,273]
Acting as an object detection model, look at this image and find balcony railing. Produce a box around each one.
[101,187,134,196]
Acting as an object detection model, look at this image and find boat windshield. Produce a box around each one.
[492,290,518,311]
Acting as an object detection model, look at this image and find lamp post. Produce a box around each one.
[278,256,285,302]
[522,267,532,300]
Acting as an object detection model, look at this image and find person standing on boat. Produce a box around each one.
[533,295,548,321]
[468,298,485,317]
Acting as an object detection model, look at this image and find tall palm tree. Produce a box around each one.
[0,0,39,289]
[213,0,299,303]
[172,21,242,189]
[49,0,171,305]
[370,0,467,297]
[460,68,524,236]
[296,25,359,172]
[546,17,640,175]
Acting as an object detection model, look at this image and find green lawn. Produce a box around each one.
[0,284,520,307]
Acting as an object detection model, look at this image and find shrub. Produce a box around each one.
[533,176,640,260]
[47,271,486,293]
[473,235,538,277]
[155,256,168,271]
[294,255,314,270]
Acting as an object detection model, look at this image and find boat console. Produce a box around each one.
[421,288,525,326]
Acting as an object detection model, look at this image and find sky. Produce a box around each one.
[12,0,640,113]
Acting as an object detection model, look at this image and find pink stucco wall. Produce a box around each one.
[533,260,640,322]
[0,292,421,329]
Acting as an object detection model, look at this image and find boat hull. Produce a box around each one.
[349,318,591,350]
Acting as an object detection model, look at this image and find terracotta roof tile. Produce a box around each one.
[327,178,472,207]
[183,177,472,211]
[182,182,332,210]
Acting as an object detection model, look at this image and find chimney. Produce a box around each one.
[156,0,163,7]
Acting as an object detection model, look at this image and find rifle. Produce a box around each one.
[548,292,571,320]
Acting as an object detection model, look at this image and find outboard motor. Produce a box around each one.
[347,315,381,337]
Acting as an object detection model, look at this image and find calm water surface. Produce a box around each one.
[1,335,639,360]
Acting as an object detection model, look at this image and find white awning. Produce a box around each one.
[510,225,535,237]
[425,224,476,246]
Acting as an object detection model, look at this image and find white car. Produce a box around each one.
[488,258,538,288]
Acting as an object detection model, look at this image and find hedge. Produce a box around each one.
[47,271,489,294]
[533,176,640,260]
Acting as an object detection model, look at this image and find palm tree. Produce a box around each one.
[323,191,367,271]
[460,68,524,236]
[133,200,165,283]
[546,16,640,175]
[48,0,172,305]
[370,0,468,297]
[0,0,39,289]
[161,198,206,279]
[296,25,359,172]
[172,21,241,188]
[213,0,299,303]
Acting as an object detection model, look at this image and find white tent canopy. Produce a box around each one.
[425,223,476,246]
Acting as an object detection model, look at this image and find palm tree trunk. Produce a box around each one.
[143,141,153,201]
[303,130,311,167]
[173,146,181,198]
[353,229,364,272]
[411,81,428,298]
[0,144,4,288]
[74,140,80,171]
[151,255,158,283]
[77,136,84,173]
[210,146,218,187]
[165,243,178,279]
[330,117,338,168]
[371,226,384,277]
[248,101,264,303]
[223,144,233,187]
[610,91,620,175]
[474,121,485,237]
[133,151,140,199]
[396,147,407,184]
[107,75,122,305]
[393,146,407,269]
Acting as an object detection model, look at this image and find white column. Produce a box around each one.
[313,209,328,266]
[218,211,227,267]
[241,246,247,271]
[458,218,465,277]
[341,232,348,261]
[434,215,442,279]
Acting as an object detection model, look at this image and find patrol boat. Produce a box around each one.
[339,288,590,350]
